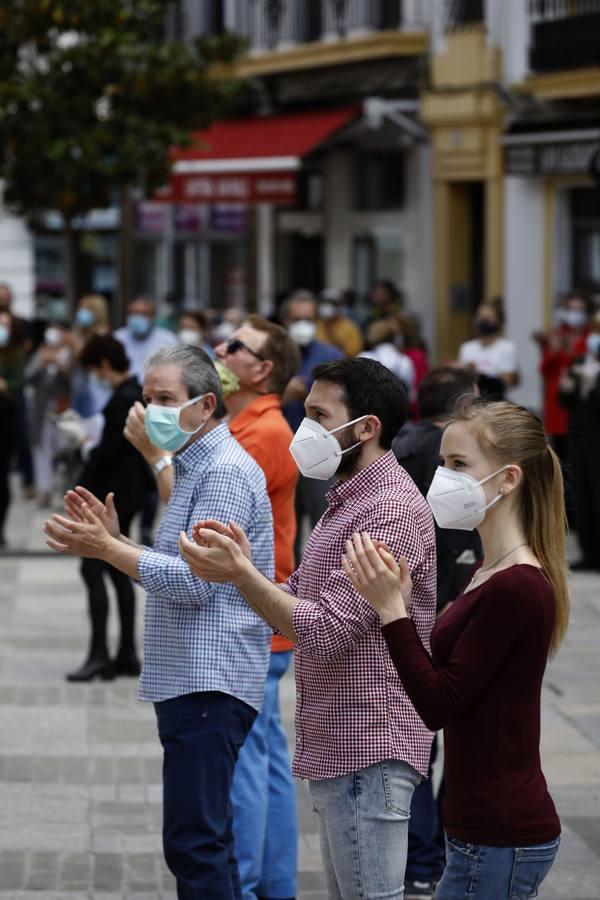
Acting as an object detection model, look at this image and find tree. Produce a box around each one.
[0,0,249,314]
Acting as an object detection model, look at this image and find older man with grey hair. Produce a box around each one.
[44,345,274,900]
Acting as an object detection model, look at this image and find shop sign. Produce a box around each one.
[506,140,600,177]
[155,172,297,205]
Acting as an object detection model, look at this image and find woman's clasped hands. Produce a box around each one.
[342,532,413,625]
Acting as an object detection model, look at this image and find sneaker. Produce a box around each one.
[405,880,436,900]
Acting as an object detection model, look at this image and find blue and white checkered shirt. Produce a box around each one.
[137,423,274,710]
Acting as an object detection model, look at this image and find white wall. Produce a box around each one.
[0,192,34,318]
[504,177,545,412]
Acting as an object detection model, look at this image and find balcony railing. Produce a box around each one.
[167,1,422,51]
[528,0,600,71]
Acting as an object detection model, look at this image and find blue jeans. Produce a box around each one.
[407,736,445,882]
[436,835,561,900]
[155,691,256,900]
[232,651,297,899]
[310,760,422,899]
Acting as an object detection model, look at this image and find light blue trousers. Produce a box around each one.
[232,650,297,900]
[309,759,422,899]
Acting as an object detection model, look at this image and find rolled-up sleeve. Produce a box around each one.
[291,510,432,661]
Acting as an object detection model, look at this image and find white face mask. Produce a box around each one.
[178,328,201,347]
[426,465,508,531]
[44,327,62,347]
[559,308,587,329]
[288,319,316,347]
[319,302,337,321]
[289,414,368,480]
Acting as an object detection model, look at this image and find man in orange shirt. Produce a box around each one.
[214,315,300,900]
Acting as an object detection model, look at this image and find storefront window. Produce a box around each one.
[571,187,600,289]
[352,153,405,211]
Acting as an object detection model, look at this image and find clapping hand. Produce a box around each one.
[64,486,121,539]
[342,532,412,625]
[44,503,114,559]
[178,521,250,584]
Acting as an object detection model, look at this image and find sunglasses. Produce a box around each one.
[225,338,265,361]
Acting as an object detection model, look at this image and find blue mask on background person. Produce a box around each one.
[127,314,153,339]
[0,325,9,348]
[75,307,95,328]
[89,372,112,391]
[587,333,600,359]
[145,394,208,452]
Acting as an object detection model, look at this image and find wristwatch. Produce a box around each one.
[153,456,172,476]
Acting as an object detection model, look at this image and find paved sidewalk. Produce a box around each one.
[0,493,599,898]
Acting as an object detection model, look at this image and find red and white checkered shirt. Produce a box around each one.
[283,451,437,780]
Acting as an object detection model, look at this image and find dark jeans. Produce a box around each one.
[16,391,34,488]
[406,736,445,882]
[155,691,256,900]
[570,444,600,565]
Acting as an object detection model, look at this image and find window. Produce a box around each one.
[352,153,405,211]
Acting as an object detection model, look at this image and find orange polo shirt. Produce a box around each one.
[229,394,297,652]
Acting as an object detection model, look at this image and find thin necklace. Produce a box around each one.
[478,542,528,575]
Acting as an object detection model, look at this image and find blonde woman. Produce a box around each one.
[343,399,567,900]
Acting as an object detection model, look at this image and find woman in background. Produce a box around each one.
[0,310,27,544]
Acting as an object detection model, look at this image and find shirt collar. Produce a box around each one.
[327,450,399,506]
[229,394,281,433]
[174,422,230,472]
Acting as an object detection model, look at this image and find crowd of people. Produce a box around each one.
[0,275,595,898]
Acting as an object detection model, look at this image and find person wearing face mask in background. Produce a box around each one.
[360,317,415,399]
[344,398,568,900]
[458,300,519,399]
[0,283,35,500]
[280,291,343,561]
[531,293,590,528]
[24,322,74,508]
[179,357,437,900]
[115,297,177,545]
[44,344,274,899]
[61,335,153,681]
[0,310,27,543]
[558,310,600,571]
[316,288,364,357]
[71,294,112,418]
[114,296,177,382]
[177,309,215,358]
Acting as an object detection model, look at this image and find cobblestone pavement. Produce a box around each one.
[0,492,599,898]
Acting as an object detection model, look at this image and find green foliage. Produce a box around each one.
[0,0,250,220]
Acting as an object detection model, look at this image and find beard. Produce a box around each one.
[335,425,363,478]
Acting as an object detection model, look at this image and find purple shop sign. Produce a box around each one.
[210,205,247,234]
[136,202,168,233]
[174,206,202,232]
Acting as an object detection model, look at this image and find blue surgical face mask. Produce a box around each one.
[144,393,208,452]
[89,371,112,391]
[127,314,153,339]
[0,325,9,348]
[75,307,95,328]
[587,333,600,360]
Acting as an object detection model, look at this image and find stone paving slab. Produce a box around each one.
[0,496,598,897]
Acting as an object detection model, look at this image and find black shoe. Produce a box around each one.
[112,649,141,677]
[405,880,437,900]
[570,559,599,572]
[66,655,114,682]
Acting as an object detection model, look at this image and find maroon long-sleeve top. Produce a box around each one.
[382,564,561,846]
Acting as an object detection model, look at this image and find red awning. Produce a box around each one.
[156,107,357,205]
